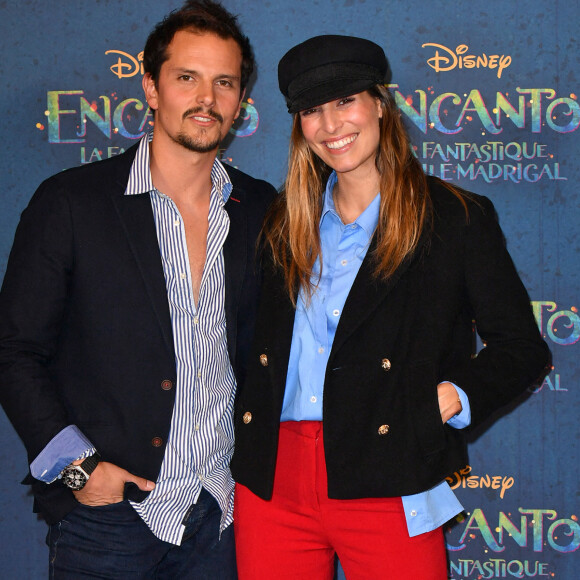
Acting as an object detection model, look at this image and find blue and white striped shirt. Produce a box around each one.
[125,134,237,545]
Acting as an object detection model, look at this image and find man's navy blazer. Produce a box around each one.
[0,142,276,523]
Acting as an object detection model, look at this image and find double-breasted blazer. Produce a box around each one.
[0,142,276,523]
[231,177,550,500]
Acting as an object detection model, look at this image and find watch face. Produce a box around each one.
[62,466,88,491]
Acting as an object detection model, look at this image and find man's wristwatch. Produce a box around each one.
[61,454,101,491]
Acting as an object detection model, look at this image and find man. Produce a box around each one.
[0,1,275,577]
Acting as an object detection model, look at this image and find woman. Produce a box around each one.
[231,35,550,579]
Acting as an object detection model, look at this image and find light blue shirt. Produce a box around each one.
[282,171,469,537]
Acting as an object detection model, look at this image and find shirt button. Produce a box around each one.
[243,412,252,424]
[160,379,173,391]
[174,219,180,226]
[193,317,199,325]
[151,437,163,447]
[332,309,340,317]
[341,259,348,266]
[318,347,324,354]
[310,396,317,403]
[195,425,200,431]
[197,371,202,378]
[180,272,186,280]
[381,358,392,371]
[259,354,268,366]
[410,510,417,517]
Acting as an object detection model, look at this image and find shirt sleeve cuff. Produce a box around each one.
[402,481,464,537]
[446,384,471,429]
[30,425,96,483]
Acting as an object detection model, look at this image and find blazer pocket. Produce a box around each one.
[409,361,447,458]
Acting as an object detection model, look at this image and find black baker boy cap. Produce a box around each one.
[278,35,390,114]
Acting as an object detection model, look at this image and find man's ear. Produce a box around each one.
[234,88,246,121]
[143,73,159,111]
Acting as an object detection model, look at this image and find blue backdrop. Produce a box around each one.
[1,1,578,578]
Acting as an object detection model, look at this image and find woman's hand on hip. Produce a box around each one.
[437,381,463,423]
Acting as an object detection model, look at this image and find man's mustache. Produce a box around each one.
[182,107,224,123]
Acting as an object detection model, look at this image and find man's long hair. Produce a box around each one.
[263,84,465,304]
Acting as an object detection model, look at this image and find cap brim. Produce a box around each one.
[287,78,379,114]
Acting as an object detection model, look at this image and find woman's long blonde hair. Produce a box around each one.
[263,84,462,304]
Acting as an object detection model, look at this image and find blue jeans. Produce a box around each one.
[47,488,237,579]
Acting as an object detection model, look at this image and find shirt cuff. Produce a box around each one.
[446,384,471,428]
[30,425,96,483]
[402,481,464,537]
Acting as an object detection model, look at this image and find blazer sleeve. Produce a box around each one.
[0,177,74,461]
[444,194,551,427]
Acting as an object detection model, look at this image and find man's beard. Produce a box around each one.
[174,107,224,153]
[174,131,221,153]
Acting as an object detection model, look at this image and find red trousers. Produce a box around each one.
[234,421,447,579]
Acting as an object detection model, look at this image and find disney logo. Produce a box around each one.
[446,465,514,499]
[422,43,512,79]
[105,50,144,79]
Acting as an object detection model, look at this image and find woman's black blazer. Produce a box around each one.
[231,177,550,500]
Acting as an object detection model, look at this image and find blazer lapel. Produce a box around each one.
[330,236,416,357]
[223,186,247,367]
[109,153,174,354]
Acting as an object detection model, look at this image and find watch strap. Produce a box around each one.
[79,453,101,476]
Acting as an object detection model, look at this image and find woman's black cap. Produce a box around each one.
[278,35,390,114]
